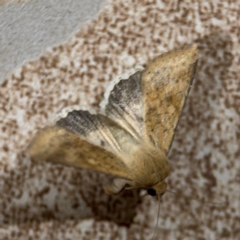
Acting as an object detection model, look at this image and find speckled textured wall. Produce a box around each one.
[0,0,240,239]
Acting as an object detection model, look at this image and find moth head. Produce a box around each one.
[147,181,167,200]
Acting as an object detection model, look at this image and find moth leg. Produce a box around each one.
[103,178,133,195]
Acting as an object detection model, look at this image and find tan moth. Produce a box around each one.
[28,44,198,199]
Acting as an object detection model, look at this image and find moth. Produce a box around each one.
[28,44,198,199]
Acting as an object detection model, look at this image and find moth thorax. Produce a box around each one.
[131,145,170,188]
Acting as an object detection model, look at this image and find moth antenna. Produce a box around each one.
[150,195,161,240]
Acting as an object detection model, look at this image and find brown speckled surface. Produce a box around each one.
[0,0,240,239]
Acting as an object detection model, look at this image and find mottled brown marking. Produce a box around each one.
[28,126,130,179]
[142,44,198,154]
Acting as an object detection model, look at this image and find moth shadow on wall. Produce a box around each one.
[163,31,235,237]
[0,150,141,228]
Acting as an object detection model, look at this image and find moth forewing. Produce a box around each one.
[28,126,131,180]
[142,44,198,154]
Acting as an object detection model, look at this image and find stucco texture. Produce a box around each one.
[0,0,239,239]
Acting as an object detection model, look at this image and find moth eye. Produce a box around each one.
[147,188,156,196]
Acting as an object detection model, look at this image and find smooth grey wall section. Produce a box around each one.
[0,0,106,83]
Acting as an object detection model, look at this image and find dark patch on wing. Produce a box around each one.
[104,71,145,140]
[57,110,102,137]
[56,110,139,156]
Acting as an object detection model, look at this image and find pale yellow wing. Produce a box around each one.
[56,110,140,157]
[102,71,146,141]
[142,44,198,154]
[28,126,131,179]
[28,109,144,179]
